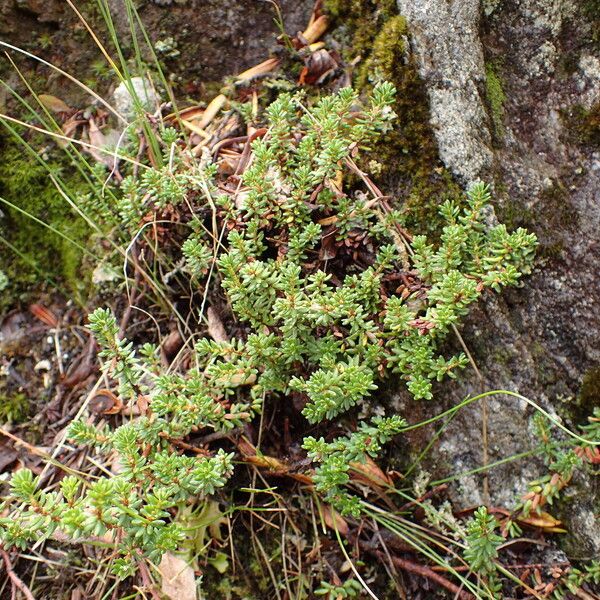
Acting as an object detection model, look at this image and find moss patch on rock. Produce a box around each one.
[573,367,600,422]
[324,2,463,236]
[484,61,506,139]
[563,102,600,148]
[323,0,398,51]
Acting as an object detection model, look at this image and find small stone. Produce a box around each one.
[92,263,120,286]
[112,77,160,121]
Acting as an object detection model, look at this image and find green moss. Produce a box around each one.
[552,366,600,427]
[0,391,30,424]
[0,134,92,311]
[537,181,576,238]
[491,347,513,367]
[497,179,573,262]
[538,241,565,259]
[324,4,463,236]
[484,62,506,138]
[563,103,600,148]
[324,0,397,53]
[576,367,600,418]
[497,202,535,231]
[356,15,408,87]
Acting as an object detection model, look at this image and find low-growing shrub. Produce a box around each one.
[0,83,538,583]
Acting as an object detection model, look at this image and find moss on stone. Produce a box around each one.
[564,103,600,148]
[323,0,398,53]
[484,62,506,138]
[323,2,463,236]
[537,180,577,236]
[576,367,600,417]
[496,201,535,231]
[497,178,573,263]
[0,134,92,312]
[356,15,408,88]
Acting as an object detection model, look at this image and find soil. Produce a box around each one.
[0,0,313,107]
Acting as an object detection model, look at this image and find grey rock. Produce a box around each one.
[397,0,493,183]
[578,54,600,110]
[396,0,600,553]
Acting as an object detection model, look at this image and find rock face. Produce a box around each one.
[396,0,493,182]
[396,0,599,554]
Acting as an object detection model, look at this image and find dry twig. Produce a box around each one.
[0,549,36,600]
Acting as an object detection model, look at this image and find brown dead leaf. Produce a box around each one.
[165,105,205,123]
[350,456,393,488]
[162,330,183,360]
[89,389,123,415]
[29,303,58,327]
[317,215,338,226]
[237,438,314,483]
[207,307,229,342]
[319,229,338,261]
[236,437,257,458]
[198,94,227,128]
[87,116,105,147]
[137,394,150,416]
[322,504,349,536]
[86,116,114,168]
[299,48,338,85]
[180,119,211,140]
[517,511,565,532]
[62,338,97,387]
[217,149,241,175]
[62,117,86,138]
[290,472,315,485]
[237,437,286,470]
[159,552,197,600]
[332,170,344,191]
[246,453,288,471]
[38,94,72,113]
